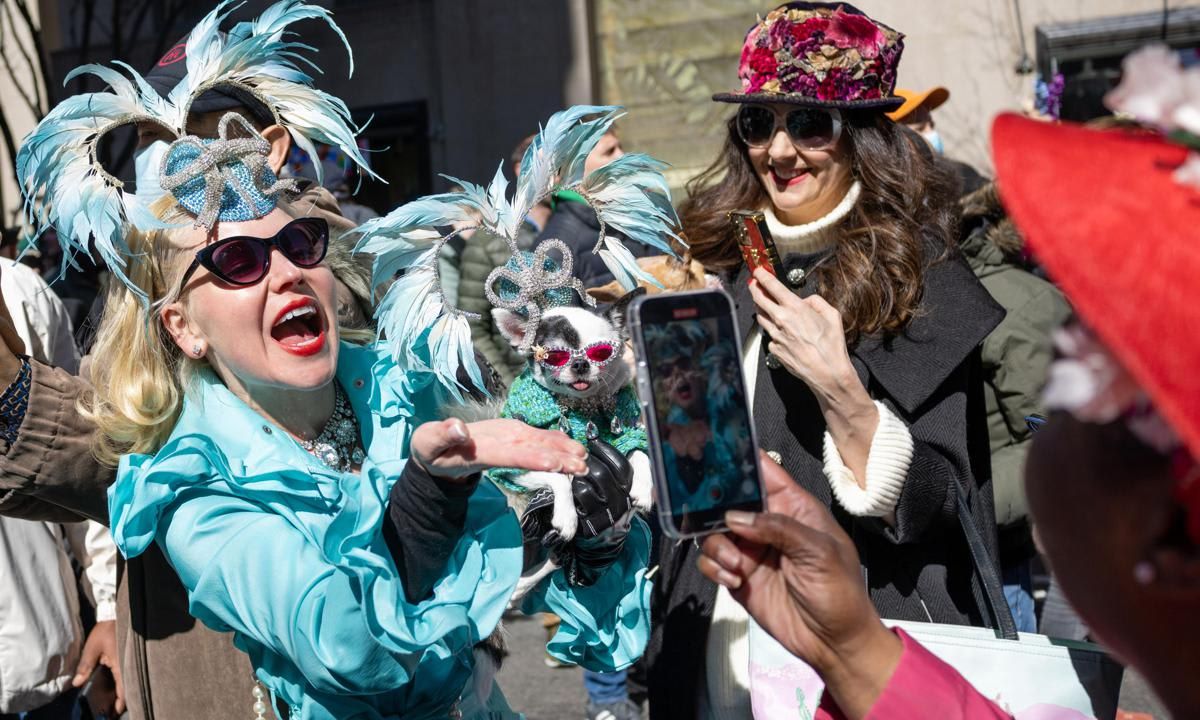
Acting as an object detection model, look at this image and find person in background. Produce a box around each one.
[0,5,376,718]
[649,5,1007,718]
[460,134,554,386]
[0,259,122,719]
[331,180,380,226]
[696,67,1200,715]
[887,86,987,194]
[535,122,654,290]
[957,183,1071,633]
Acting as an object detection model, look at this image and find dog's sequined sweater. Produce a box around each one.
[487,370,647,493]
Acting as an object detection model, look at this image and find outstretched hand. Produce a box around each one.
[411,418,588,482]
[697,455,901,719]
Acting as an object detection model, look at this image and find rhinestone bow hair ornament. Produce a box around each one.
[354,105,685,399]
[16,0,379,302]
[161,112,299,229]
[483,240,586,354]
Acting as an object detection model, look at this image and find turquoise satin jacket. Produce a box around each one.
[108,342,652,720]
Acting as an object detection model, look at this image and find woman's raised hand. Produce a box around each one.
[410,418,588,482]
[749,267,878,482]
[748,267,858,399]
[697,456,902,718]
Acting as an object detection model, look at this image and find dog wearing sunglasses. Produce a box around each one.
[490,289,652,542]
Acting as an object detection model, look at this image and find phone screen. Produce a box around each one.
[632,290,764,536]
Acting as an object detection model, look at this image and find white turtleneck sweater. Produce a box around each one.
[700,181,915,720]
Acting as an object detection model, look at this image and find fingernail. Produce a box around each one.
[449,421,468,442]
[1134,560,1156,585]
[726,510,755,526]
[716,569,742,589]
[717,547,740,571]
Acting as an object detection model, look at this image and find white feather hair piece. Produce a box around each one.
[354,104,685,398]
[16,0,376,301]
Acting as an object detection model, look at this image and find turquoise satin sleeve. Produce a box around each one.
[521,517,653,672]
[110,433,523,713]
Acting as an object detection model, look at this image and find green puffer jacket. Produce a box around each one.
[959,184,1072,543]
[458,223,540,387]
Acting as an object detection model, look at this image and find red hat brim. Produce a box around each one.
[992,113,1200,458]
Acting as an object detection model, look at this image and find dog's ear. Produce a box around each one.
[606,287,646,340]
[492,309,528,349]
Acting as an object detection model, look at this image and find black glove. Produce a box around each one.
[520,441,636,586]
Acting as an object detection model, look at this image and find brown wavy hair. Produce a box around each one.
[678,110,960,342]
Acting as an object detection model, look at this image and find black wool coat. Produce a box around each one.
[644,248,1006,720]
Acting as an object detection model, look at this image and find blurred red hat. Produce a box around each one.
[992,112,1200,458]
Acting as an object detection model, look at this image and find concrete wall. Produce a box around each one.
[593,0,1169,191]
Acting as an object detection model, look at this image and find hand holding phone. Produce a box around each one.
[629,289,765,538]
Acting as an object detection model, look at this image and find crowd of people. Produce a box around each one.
[0,1,1194,720]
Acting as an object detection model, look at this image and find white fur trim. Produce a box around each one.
[823,400,913,517]
[762,180,861,256]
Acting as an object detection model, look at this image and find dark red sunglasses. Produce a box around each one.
[538,342,619,368]
[176,217,329,294]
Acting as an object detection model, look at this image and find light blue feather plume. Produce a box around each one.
[16,75,165,300]
[353,193,487,397]
[359,103,685,395]
[169,0,378,184]
[17,0,374,304]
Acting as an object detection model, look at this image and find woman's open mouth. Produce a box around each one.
[770,167,810,188]
[673,380,693,402]
[270,298,326,357]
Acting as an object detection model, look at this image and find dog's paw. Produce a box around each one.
[520,471,579,542]
[551,501,579,543]
[629,451,654,512]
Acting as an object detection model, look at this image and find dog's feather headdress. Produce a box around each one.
[354,105,684,400]
[16,0,378,300]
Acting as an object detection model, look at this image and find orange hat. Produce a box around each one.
[886,87,949,121]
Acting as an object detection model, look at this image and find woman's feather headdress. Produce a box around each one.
[354,105,685,400]
[16,0,378,300]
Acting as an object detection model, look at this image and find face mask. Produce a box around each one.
[922,129,945,156]
[133,140,169,205]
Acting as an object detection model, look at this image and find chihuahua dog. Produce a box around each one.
[492,290,652,541]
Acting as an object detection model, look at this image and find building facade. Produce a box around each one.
[0,0,1193,225]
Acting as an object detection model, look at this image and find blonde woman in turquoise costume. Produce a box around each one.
[17,3,656,718]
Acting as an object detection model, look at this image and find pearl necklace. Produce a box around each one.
[297,383,365,472]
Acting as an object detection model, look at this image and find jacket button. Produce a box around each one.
[353,378,365,389]
[765,352,781,370]
[786,267,806,287]
[766,451,782,465]
[262,425,272,435]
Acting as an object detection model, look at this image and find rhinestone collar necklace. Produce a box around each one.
[298,382,365,472]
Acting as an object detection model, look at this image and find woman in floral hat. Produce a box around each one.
[694,44,1200,719]
[647,4,1006,717]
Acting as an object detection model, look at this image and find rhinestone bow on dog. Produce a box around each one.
[160,112,298,229]
[484,239,590,353]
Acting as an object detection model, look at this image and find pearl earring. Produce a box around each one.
[192,343,204,358]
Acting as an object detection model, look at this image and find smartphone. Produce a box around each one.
[628,289,766,538]
[728,210,786,281]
